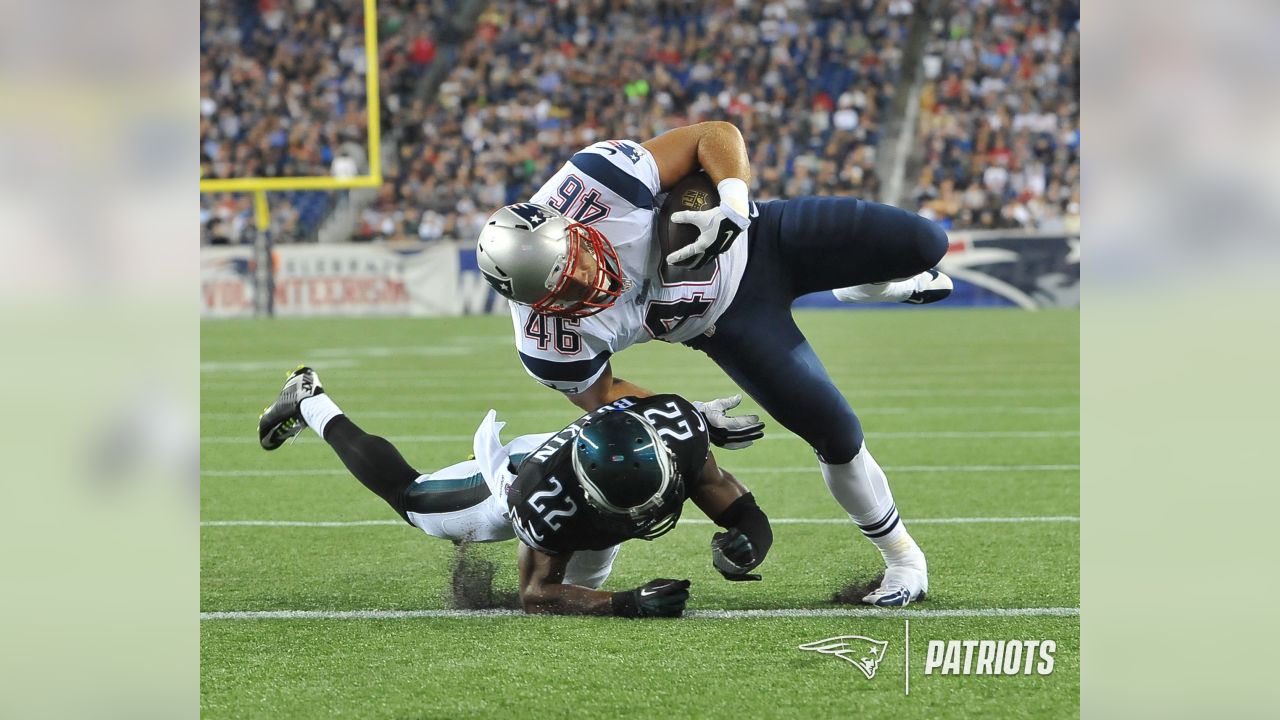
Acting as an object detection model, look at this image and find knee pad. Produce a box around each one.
[563,545,621,589]
[916,217,950,269]
[811,407,864,465]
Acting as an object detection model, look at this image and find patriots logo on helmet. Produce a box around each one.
[480,268,514,296]
[507,203,552,230]
[798,635,890,679]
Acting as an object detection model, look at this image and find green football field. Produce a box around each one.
[201,308,1079,719]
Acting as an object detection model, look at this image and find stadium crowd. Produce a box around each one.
[201,0,1080,244]
[361,0,912,242]
[200,0,460,243]
[911,0,1080,232]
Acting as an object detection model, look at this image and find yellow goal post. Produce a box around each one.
[199,0,383,232]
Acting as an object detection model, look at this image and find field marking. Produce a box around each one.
[205,389,1080,403]
[733,464,1081,474]
[202,359,363,373]
[201,516,1078,528]
[200,464,1079,478]
[201,430,1079,445]
[203,361,1077,376]
[203,405,1079,421]
[200,607,1080,621]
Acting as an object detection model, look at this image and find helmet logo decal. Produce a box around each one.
[508,203,552,230]
[480,268,514,296]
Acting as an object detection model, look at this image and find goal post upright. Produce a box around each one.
[201,0,383,316]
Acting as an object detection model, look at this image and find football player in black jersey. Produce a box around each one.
[259,366,773,618]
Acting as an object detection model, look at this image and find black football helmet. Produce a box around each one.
[571,410,685,540]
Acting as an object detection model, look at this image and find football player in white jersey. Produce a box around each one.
[476,122,953,606]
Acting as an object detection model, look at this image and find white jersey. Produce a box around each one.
[403,411,551,543]
[510,139,749,393]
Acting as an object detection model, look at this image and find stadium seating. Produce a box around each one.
[371,0,910,242]
[201,0,460,243]
[201,0,1080,242]
[912,0,1080,231]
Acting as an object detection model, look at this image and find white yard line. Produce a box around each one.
[200,607,1080,621]
[203,405,1079,420]
[201,516,1078,528]
[200,464,1080,478]
[201,430,1079,444]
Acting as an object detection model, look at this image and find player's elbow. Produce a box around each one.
[519,585,545,614]
[519,583,559,614]
[702,120,741,135]
[699,120,743,145]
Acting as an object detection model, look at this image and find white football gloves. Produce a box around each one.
[694,394,765,450]
[666,178,751,271]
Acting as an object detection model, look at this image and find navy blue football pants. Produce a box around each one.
[685,196,948,464]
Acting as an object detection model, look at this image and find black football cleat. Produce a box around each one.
[903,269,953,305]
[258,366,323,450]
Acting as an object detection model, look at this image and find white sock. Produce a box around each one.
[833,274,919,303]
[299,394,343,438]
[819,444,922,566]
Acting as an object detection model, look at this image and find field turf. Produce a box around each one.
[201,308,1079,719]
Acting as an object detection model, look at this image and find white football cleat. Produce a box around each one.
[861,552,929,607]
[832,269,952,305]
[903,269,953,305]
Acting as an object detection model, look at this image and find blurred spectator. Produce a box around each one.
[913,0,1080,231]
[201,0,1080,243]
[200,0,456,243]
[372,0,911,240]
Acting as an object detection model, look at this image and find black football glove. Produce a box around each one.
[612,578,692,618]
[711,528,763,581]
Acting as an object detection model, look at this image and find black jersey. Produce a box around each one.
[506,394,710,554]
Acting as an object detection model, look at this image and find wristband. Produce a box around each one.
[717,177,750,227]
[611,590,639,618]
[713,493,773,563]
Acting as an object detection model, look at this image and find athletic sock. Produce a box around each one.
[313,413,421,514]
[299,393,342,437]
[832,275,919,303]
[818,444,922,567]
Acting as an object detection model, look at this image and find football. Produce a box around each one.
[656,173,718,260]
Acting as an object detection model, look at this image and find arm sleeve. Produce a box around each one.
[713,492,773,566]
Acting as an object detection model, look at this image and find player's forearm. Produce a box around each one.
[520,583,615,616]
[693,465,774,568]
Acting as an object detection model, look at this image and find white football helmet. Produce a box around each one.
[475,203,625,318]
